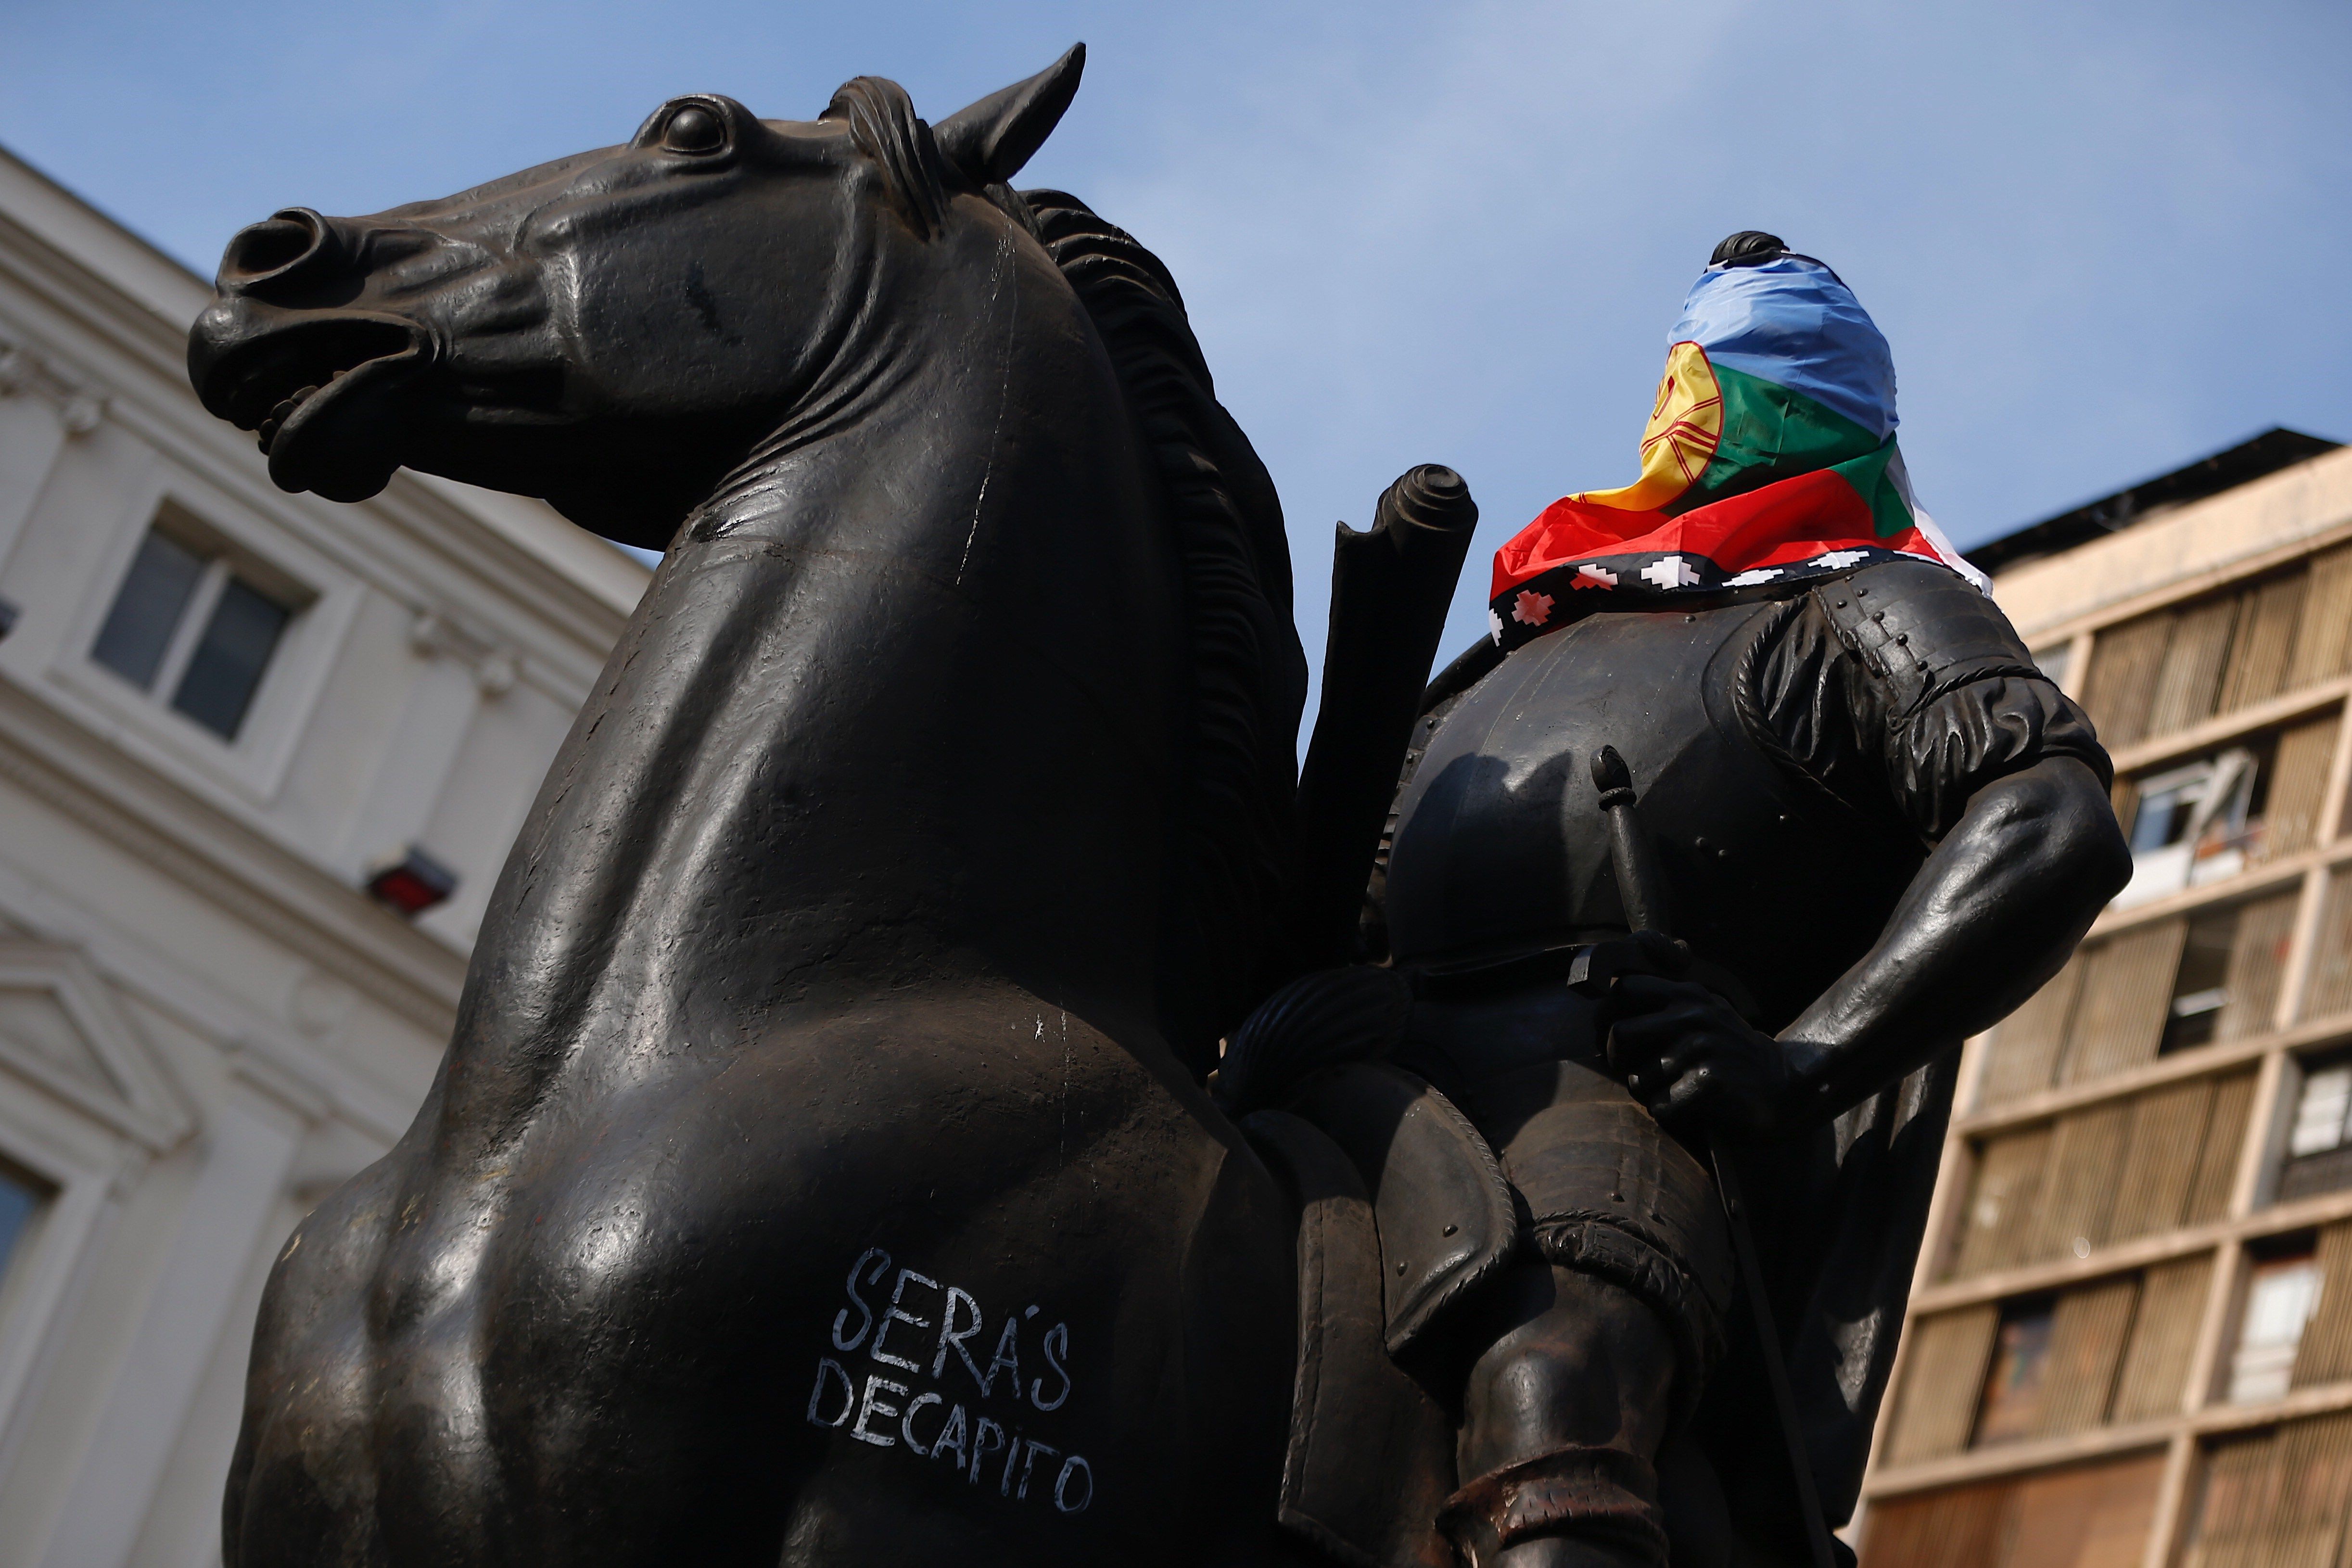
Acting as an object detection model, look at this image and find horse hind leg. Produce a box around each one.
[224,1158,408,1568]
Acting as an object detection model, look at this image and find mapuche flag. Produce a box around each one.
[1487,247,1985,653]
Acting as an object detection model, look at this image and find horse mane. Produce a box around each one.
[823,76,948,239]
[1014,190,1308,1066]
[823,77,1308,1065]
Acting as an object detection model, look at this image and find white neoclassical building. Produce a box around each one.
[0,146,646,1566]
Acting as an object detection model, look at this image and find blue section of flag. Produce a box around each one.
[1670,256,1897,440]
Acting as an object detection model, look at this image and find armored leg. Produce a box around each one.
[1422,1067,1737,1568]
[1441,1264,1677,1567]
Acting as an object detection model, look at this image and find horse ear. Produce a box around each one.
[933,43,1084,187]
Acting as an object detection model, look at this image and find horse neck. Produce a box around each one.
[521,206,1191,1044]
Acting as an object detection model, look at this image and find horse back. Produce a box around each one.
[225,986,1297,1566]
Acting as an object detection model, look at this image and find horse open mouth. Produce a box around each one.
[192,313,431,501]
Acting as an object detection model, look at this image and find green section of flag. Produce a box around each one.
[1667,362,1915,538]
[1826,439,1918,539]
[1668,362,1884,516]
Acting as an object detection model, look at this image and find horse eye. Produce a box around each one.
[660,105,726,154]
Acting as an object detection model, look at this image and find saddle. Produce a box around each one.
[1222,969,1519,1568]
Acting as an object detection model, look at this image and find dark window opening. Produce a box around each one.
[89,519,299,741]
[1974,1297,2058,1445]
[2281,1052,2352,1202]
[0,1158,51,1289]
[2163,909,2240,1054]
[90,530,203,688]
[171,577,290,739]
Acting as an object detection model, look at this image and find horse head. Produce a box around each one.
[188,49,1087,549]
[190,45,1303,1062]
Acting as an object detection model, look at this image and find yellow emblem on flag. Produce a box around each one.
[1575,340,1724,512]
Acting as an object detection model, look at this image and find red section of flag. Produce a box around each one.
[1491,467,1931,599]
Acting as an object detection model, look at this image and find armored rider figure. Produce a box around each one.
[1375,234,2131,1566]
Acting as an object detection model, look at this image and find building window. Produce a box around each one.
[1950,1073,2252,1277]
[90,520,297,742]
[2031,641,2074,690]
[2163,908,2240,1054]
[2076,554,2343,753]
[2280,1054,2352,1202]
[1975,1298,2058,1444]
[2228,1246,2322,1404]
[2185,1413,2352,1566]
[2110,711,2337,915]
[2117,742,2269,908]
[2308,868,2352,1024]
[1884,1264,2211,1468]
[0,1159,47,1288]
[1981,900,2295,1107]
[1861,1453,2165,1568]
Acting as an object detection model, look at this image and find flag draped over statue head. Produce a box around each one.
[1487,238,1985,652]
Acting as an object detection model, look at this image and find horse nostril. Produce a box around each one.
[219,208,336,291]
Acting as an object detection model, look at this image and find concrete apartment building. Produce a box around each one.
[1860,431,2352,1568]
[0,147,645,1565]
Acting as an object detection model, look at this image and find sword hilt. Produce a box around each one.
[1590,745,1668,938]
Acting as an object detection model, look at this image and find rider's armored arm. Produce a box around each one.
[1765,561,2131,1123]
[1773,753,2126,1121]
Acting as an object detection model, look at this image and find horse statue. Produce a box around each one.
[190,46,1488,1568]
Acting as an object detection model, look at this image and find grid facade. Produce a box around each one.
[1858,482,2352,1566]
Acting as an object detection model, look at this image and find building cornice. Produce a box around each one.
[1991,446,2352,640]
[0,675,465,1033]
[0,146,649,645]
[0,148,209,346]
[0,258,635,701]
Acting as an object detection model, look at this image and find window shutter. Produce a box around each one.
[2003,1456,2164,1568]
[2303,869,2352,1022]
[2146,597,2239,739]
[2254,717,2338,866]
[2264,1414,2352,1564]
[2038,1275,2139,1435]
[2219,573,2310,714]
[2195,1413,2352,1566]
[2110,1255,2211,1423]
[1886,1304,2001,1464]
[2182,1429,2287,1568]
[2110,1081,2218,1242]
[2284,541,2352,689]
[1981,953,2084,1106]
[2216,891,2299,1041]
[2110,771,2140,838]
[2184,1072,2255,1225]
[1858,1477,2013,1567]
[2023,1102,2130,1264]
[1861,1456,2164,1567]
[2289,1220,2352,1390]
[2063,920,2190,1085]
[1952,1127,2054,1278]
[2082,613,2175,749]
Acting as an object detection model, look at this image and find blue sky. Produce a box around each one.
[4,0,2347,685]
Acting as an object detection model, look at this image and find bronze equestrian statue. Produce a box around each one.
[186,45,2128,1568]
